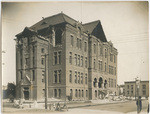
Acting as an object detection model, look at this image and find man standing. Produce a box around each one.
[136,96,142,113]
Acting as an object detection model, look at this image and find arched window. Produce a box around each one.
[75,89,78,97]
[70,89,73,97]
[95,90,97,98]
[79,90,81,97]
[58,89,61,98]
[104,80,107,88]
[98,77,103,88]
[93,78,97,87]
[55,29,62,45]
[54,89,57,97]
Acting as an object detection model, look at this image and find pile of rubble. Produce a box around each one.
[13,98,68,111]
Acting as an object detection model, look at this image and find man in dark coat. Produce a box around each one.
[136,96,142,113]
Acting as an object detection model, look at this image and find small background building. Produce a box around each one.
[124,80,149,98]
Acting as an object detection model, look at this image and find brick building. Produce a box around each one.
[15,13,118,101]
[124,81,149,98]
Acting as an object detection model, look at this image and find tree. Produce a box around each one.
[7,83,16,102]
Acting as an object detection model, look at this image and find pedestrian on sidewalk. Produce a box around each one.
[136,96,142,113]
[147,103,149,114]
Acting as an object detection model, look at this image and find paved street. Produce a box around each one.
[2,100,149,114]
[80,100,149,113]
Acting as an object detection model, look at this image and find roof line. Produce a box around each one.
[83,20,100,25]
[62,13,78,23]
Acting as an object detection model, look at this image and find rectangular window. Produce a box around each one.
[81,73,83,84]
[95,90,97,97]
[69,52,72,64]
[54,71,57,83]
[54,89,57,97]
[109,78,111,87]
[77,38,79,48]
[75,54,77,66]
[32,70,35,81]
[143,90,146,95]
[81,56,83,67]
[110,53,112,62]
[131,85,133,89]
[58,70,61,83]
[78,55,80,66]
[75,89,77,97]
[75,71,77,83]
[71,35,74,46]
[78,72,80,84]
[59,89,61,98]
[85,57,87,68]
[58,51,61,64]
[54,52,57,65]
[127,85,129,89]
[79,90,81,97]
[114,55,116,63]
[41,48,44,53]
[80,39,82,49]
[94,44,96,54]
[85,74,87,84]
[82,90,84,97]
[70,89,73,97]
[105,49,107,58]
[69,70,72,83]
[142,85,146,89]
[41,58,44,65]
[111,79,113,87]
[84,42,87,52]
[20,58,22,68]
[86,90,88,97]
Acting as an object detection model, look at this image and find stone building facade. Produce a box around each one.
[15,13,118,101]
[124,81,149,98]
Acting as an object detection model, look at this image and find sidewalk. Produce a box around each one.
[68,100,129,109]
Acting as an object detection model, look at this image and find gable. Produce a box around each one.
[92,22,107,42]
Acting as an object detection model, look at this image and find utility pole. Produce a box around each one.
[134,77,138,100]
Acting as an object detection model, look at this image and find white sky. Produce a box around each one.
[2,1,149,85]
